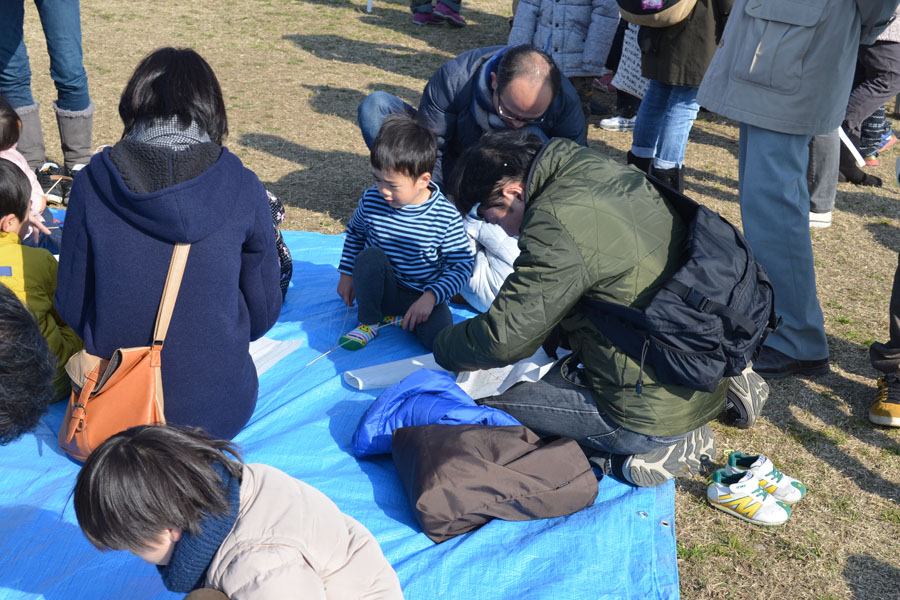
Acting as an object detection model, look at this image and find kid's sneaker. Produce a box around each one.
[598,115,635,131]
[412,11,444,25]
[339,324,378,351]
[707,468,791,526]
[724,450,807,504]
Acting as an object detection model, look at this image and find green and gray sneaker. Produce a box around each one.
[622,424,716,487]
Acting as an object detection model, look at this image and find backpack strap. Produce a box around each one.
[663,280,757,338]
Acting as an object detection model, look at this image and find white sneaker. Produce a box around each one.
[599,115,636,132]
[707,468,791,526]
[724,451,807,504]
[809,211,832,228]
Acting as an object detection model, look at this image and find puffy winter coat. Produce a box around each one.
[433,139,727,437]
[55,142,282,440]
[205,463,404,599]
[418,46,587,185]
[352,369,520,457]
[461,217,520,313]
[508,0,619,78]
[697,0,899,136]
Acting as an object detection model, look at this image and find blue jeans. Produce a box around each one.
[0,0,91,111]
[357,91,415,149]
[630,80,699,170]
[739,123,828,360]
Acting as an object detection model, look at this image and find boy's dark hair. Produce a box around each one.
[448,129,544,217]
[119,47,228,145]
[0,158,31,221]
[370,113,437,179]
[0,96,20,152]
[496,45,561,99]
[74,425,244,553]
[0,285,55,445]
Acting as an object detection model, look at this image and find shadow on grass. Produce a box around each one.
[764,335,900,505]
[865,220,900,253]
[239,132,370,215]
[285,33,448,79]
[302,83,422,125]
[844,554,900,599]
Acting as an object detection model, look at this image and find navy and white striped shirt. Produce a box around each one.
[339,184,474,304]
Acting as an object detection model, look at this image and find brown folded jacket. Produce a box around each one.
[392,424,599,543]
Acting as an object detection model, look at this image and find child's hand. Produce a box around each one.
[403,291,436,332]
[28,212,51,243]
[337,273,355,306]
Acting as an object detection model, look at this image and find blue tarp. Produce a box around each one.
[0,231,679,600]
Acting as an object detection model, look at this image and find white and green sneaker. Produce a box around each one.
[339,323,378,351]
[707,468,791,526]
[724,450,807,504]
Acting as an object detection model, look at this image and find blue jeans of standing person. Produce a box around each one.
[739,123,828,361]
[0,0,91,111]
[630,80,699,170]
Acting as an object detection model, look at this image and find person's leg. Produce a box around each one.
[844,42,900,141]
[651,84,700,170]
[869,253,900,426]
[629,79,670,161]
[0,3,46,169]
[357,92,415,149]
[738,123,829,368]
[35,0,93,170]
[807,128,839,226]
[340,247,404,350]
[859,106,887,161]
[410,0,434,13]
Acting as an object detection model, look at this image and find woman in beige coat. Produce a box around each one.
[74,425,403,599]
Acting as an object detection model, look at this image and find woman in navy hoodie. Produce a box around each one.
[55,48,282,440]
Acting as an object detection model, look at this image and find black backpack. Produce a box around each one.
[580,176,778,394]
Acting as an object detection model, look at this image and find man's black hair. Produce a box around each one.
[0,158,31,221]
[0,285,55,445]
[0,96,20,152]
[448,129,544,217]
[370,113,437,179]
[74,425,244,553]
[119,47,229,145]
[496,44,562,99]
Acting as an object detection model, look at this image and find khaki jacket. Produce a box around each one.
[697,0,899,136]
[205,464,403,599]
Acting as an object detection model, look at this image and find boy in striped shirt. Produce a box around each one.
[337,114,473,351]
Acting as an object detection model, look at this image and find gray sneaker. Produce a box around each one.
[723,362,769,429]
[599,115,635,131]
[622,424,716,487]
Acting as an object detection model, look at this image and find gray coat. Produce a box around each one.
[508,0,619,78]
[697,0,899,136]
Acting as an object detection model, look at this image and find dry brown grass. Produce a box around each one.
[23,0,900,597]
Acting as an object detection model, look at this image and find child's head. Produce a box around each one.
[0,285,55,445]
[370,114,437,208]
[0,157,31,239]
[119,47,228,145]
[73,425,243,565]
[0,96,20,152]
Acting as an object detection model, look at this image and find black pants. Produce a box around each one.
[352,246,452,351]
[844,41,900,139]
[871,252,900,374]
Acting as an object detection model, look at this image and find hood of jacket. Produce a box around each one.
[86,141,245,244]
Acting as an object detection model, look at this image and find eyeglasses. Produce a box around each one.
[495,90,546,125]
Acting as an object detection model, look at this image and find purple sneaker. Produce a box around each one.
[412,11,444,25]
[434,2,466,26]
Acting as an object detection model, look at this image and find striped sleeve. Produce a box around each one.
[338,196,368,275]
[423,205,473,304]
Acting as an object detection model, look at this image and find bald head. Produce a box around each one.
[490,45,561,128]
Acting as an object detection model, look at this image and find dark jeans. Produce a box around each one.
[807,128,839,215]
[844,41,900,139]
[21,207,62,255]
[352,247,452,351]
[477,357,684,471]
[871,252,900,374]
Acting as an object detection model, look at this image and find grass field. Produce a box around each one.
[23,0,900,597]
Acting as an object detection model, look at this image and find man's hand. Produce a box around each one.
[337,273,355,306]
[403,290,436,332]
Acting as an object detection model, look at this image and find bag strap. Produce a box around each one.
[152,243,191,344]
[663,280,758,338]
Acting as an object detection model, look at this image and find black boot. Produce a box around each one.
[626,151,652,174]
[839,130,882,187]
[650,165,684,193]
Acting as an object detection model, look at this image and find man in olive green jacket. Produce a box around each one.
[433,132,754,487]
